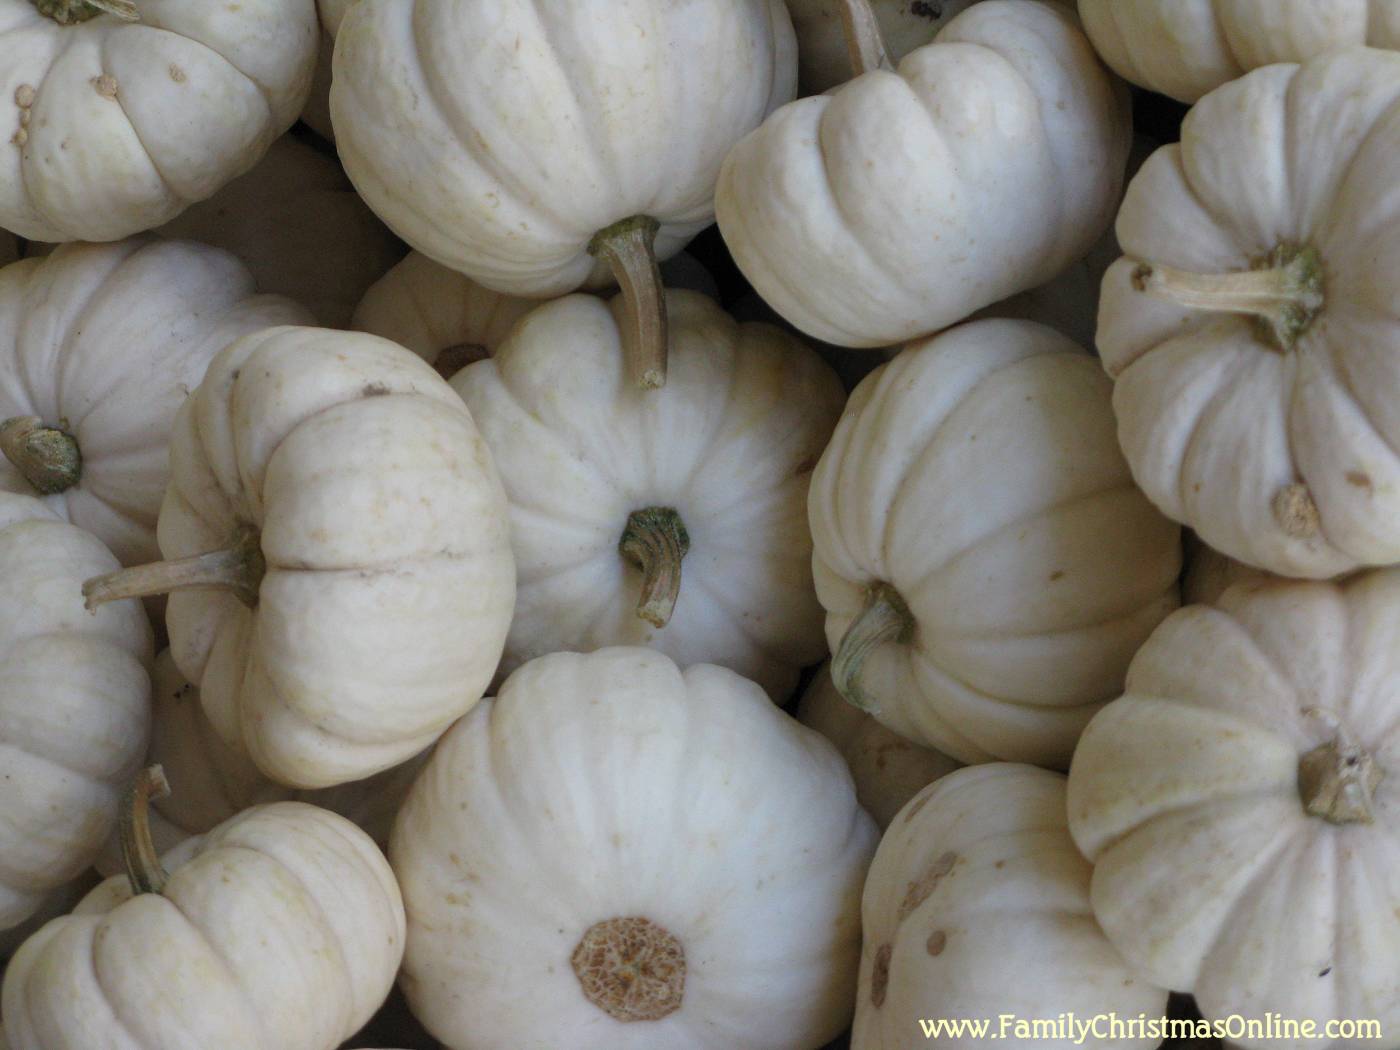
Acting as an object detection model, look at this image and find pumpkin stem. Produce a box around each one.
[1298,708,1382,825]
[832,581,913,713]
[572,917,686,1023]
[619,507,690,629]
[589,216,668,390]
[31,0,138,24]
[121,765,171,896]
[838,0,893,76]
[1131,244,1325,352]
[433,343,489,382]
[0,416,82,494]
[82,525,265,611]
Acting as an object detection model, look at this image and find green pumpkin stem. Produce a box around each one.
[832,581,914,714]
[619,507,690,629]
[83,526,266,611]
[839,0,893,77]
[589,216,668,390]
[0,416,82,494]
[121,765,171,896]
[32,0,138,24]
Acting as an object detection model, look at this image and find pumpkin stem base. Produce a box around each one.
[83,525,266,611]
[121,765,171,896]
[32,0,138,24]
[832,581,914,714]
[839,0,893,77]
[589,216,667,390]
[0,416,82,494]
[572,916,686,1023]
[1131,244,1324,352]
[1298,709,1382,825]
[619,507,690,629]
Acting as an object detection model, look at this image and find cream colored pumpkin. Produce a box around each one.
[82,325,516,789]
[810,319,1181,767]
[0,492,151,931]
[797,663,960,829]
[0,238,311,567]
[854,764,1167,1049]
[157,134,403,328]
[716,0,1130,349]
[1099,50,1400,579]
[1068,570,1400,1050]
[1080,0,1400,105]
[3,786,405,1050]
[0,0,318,243]
[332,0,796,387]
[452,290,844,700]
[392,647,878,1049]
[785,0,978,93]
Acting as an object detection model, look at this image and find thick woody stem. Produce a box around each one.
[0,416,82,494]
[1299,708,1383,825]
[618,507,690,629]
[832,581,914,713]
[839,0,893,76]
[121,765,171,896]
[32,0,138,24]
[589,216,668,390]
[1131,244,1325,352]
[83,526,265,611]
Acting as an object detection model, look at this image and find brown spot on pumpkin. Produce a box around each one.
[169,65,187,83]
[926,930,947,956]
[14,84,34,108]
[902,791,934,825]
[92,75,119,99]
[898,851,958,921]
[870,943,892,1008]
[1273,482,1320,538]
[1048,570,1065,582]
[362,382,391,397]
[10,128,26,146]
[572,917,685,1023]
[1346,471,1373,491]
[1319,967,1332,978]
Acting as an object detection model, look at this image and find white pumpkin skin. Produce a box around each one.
[451,290,844,700]
[157,134,403,328]
[0,0,318,242]
[810,319,1181,767]
[716,0,1131,348]
[110,325,515,789]
[0,238,312,567]
[797,663,960,829]
[1068,570,1400,1050]
[1099,50,1400,579]
[0,493,151,931]
[785,0,979,93]
[392,647,878,1050]
[330,0,796,299]
[2,800,405,1050]
[853,765,1167,1050]
[1080,0,1400,104]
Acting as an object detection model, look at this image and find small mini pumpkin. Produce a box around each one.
[0,0,319,242]
[1098,49,1400,578]
[1068,569,1400,1050]
[452,290,844,699]
[2,770,405,1050]
[810,319,1181,767]
[853,764,1168,1049]
[392,647,878,1049]
[332,0,796,387]
[797,663,960,829]
[0,492,151,932]
[0,237,310,566]
[83,326,515,789]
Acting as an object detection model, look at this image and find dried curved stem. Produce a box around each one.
[832,582,914,713]
[619,507,690,629]
[838,0,893,76]
[121,765,171,896]
[590,216,667,390]
[83,526,265,611]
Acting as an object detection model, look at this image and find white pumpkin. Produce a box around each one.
[854,764,1168,1049]
[331,0,797,387]
[1098,49,1400,579]
[785,0,978,93]
[0,238,311,567]
[0,492,151,931]
[716,0,1130,349]
[0,0,319,243]
[797,663,960,829]
[2,775,405,1050]
[157,134,403,328]
[1080,0,1400,104]
[810,318,1181,767]
[82,325,516,789]
[452,290,844,700]
[1068,569,1400,1050]
[391,647,878,1050]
